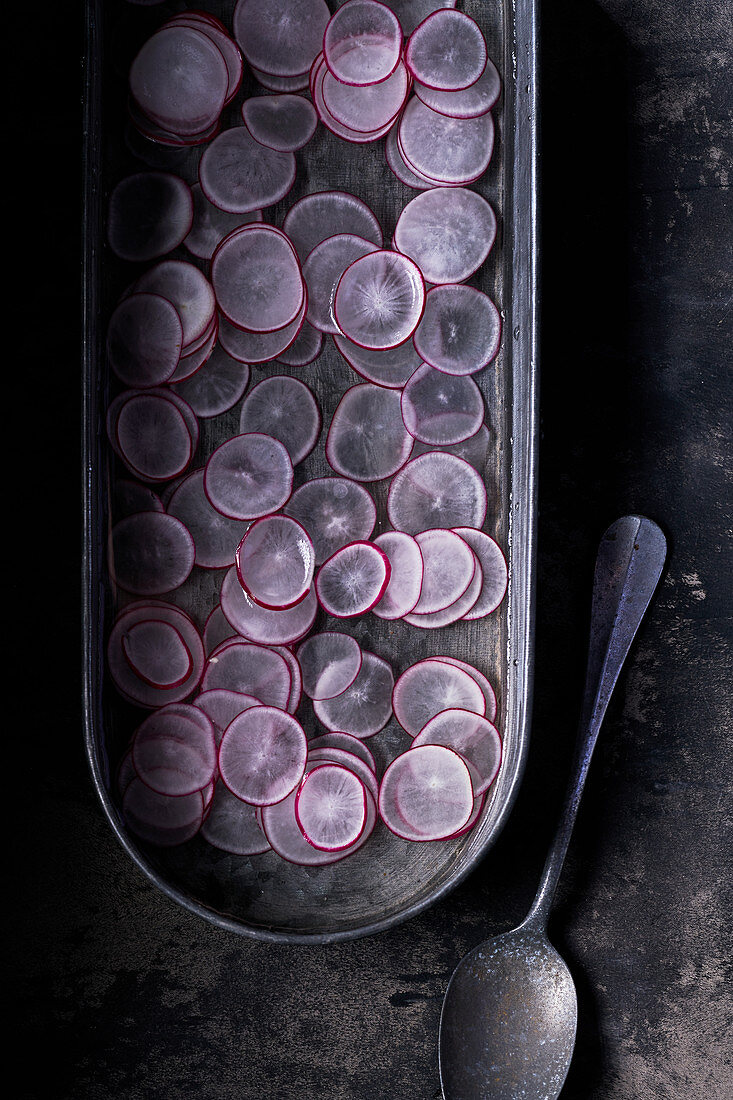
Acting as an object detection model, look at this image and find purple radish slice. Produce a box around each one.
[166,319,218,384]
[284,477,376,564]
[413,56,500,118]
[410,528,475,614]
[334,250,425,350]
[123,779,203,847]
[392,657,485,736]
[199,126,296,214]
[283,190,382,264]
[165,15,244,106]
[295,763,367,850]
[149,386,199,458]
[126,95,222,148]
[410,422,490,472]
[449,790,485,838]
[114,479,165,518]
[201,784,271,855]
[135,260,215,351]
[121,618,193,689]
[166,305,217,359]
[401,364,485,445]
[129,26,229,136]
[184,182,263,261]
[326,383,413,481]
[313,55,398,143]
[117,750,137,797]
[450,527,508,619]
[211,224,303,334]
[250,66,311,92]
[394,187,497,284]
[306,747,379,804]
[403,548,482,627]
[167,469,250,569]
[107,293,182,388]
[398,97,494,185]
[297,631,363,700]
[316,540,390,617]
[242,94,318,152]
[372,531,424,618]
[232,0,329,78]
[217,296,306,364]
[384,121,435,190]
[424,656,497,723]
[204,433,293,521]
[132,704,216,797]
[218,706,307,806]
[202,639,292,710]
[308,732,376,773]
[412,284,501,375]
[261,784,376,865]
[171,346,250,419]
[324,0,403,86]
[322,60,409,133]
[375,0,457,37]
[238,376,321,466]
[270,645,303,714]
[194,689,261,745]
[107,172,194,263]
[115,392,193,482]
[387,451,487,533]
[412,708,501,796]
[235,515,316,610]
[203,603,237,656]
[303,234,380,334]
[276,321,324,367]
[108,602,204,708]
[312,651,394,737]
[109,511,195,595]
[405,10,486,92]
[221,568,318,645]
[333,331,421,388]
[378,743,473,840]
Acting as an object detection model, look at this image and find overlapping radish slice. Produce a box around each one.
[165,13,244,106]
[261,784,376,865]
[108,602,205,708]
[107,172,193,262]
[203,603,237,655]
[384,121,435,190]
[276,321,323,367]
[204,433,293,521]
[306,746,379,804]
[316,541,390,617]
[313,651,394,737]
[270,645,303,713]
[114,479,165,519]
[312,54,399,142]
[122,618,193,689]
[171,345,250,419]
[378,0,457,37]
[284,477,376,564]
[297,631,362,700]
[379,743,474,840]
[401,365,484,445]
[322,60,409,133]
[295,763,368,850]
[413,56,500,118]
[334,250,425,349]
[398,97,494,185]
[127,96,222,149]
[394,188,497,284]
[135,260,216,351]
[413,285,501,376]
[387,451,487,533]
[392,657,485,736]
[233,0,329,79]
[123,779,204,847]
[304,234,380,334]
[218,706,307,806]
[283,190,382,263]
[410,422,490,472]
[218,296,307,364]
[132,703,217,797]
[167,469,250,569]
[107,294,182,389]
[194,689,262,745]
[199,126,296,214]
[235,515,315,610]
[201,783,272,855]
[239,376,320,465]
[212,225,303,334]
[250,66,311,92]
[324,0,403,85]
[184,183,263,261]
[221,568,318,645]
[405,10,486,91]
[410,529,474,614]
[333,332,422,388]
[242,94,317,152]
[114,392,193,482]
[109,512,195,595]
[412,709,501,796]
[326,383,413,481]
[403,548,482,627]
[308,732,377,772]
[451,528,508,620]
[167,318,218,383]
[202,639,292,709]
[372,531,424,618]
[424,656,497,722]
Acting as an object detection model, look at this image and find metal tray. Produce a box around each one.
[82,0,539,943]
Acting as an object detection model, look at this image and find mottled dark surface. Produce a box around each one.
[16,0,732,1096]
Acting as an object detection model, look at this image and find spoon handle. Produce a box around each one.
[524,515,667,928]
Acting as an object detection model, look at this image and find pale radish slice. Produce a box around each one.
[132,704,217,796]
[167,469,250,569]
[122,618,192,689]
[326,383,413,481]
[166,319,218,384]
[114,479,165,518]
[303,234,380,334]
[135,260,216,350]
[392,657,485,736]
[108,602,205,708]
[413,56,500,118]
[410,422,490,472]
[129,26,229,136]
[372,531,424,618]
[308,732,376,773]
[413,284,501,375]
[316,541,390,617]
[324,0,403,86]
[451,527,508,619]
[107,388,199,471]
[387,451,487,533]
[378,743,473,840]
[184,183,263,261]
[270,646,303,713]
[405,10,486,91]
[306,747,380,805]
[218,706,307,805]
[201,783,272,854]
[152,386,200,456]
[107,172,194,263]
[399,98,494,184]
[107,293,182,389]
[171,345,250,418]
[204,433,293,520]
[322,60,409,133]
[384,121,435,190]
[403,548,482,627]
[199,126,296,214]
[401,364,485,445]
[238,376,321,465]
[165,14,244,106]
[261,785,376,865]
[333,331,421,388]
[166,305,217,359]
[115,392,193,482]
[122,779,203,847]
[211,224,304,334]
[194,689,261,745]
[394,187,497,284]
[295,763,367,850]
[233,0,329,78]
[221,568,318,645]
[202,639,292,709]
[297,631,363,700]
[313,651,394,737]
[334,250,425,349]
[411,528,475,613]
[203,604,237,656]
[242,94,317,151]
[379,0,457,36]
[313,55,399,142]
[250,66,311,92]
[109,512,195,595]
[217,296,307,364]
[126,95,222,148]
[424,656,497,723]
[283,477,376,564]
[412,709,501,796]
[283,190,382,263]
[276,321,324,367]
[235,515,316,609]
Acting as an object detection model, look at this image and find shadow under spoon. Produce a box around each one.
[439,514,667,1099]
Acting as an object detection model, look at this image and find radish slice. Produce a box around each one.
[167,319,218,384]
[316,541,390,617]
[306,747,379,805]
[312,55,398,143]
[333,332,421,388]
[199,126,296,214]
[372,531,424,618]
[165,15,244,106]
[115,392,193,482]
[114,479,165,519]
[123,779,203,847]
[270,645,303,713]
[242,94,317,152]
[109,512,195,595]
[378,744,473,840]
[232,0,329,78]
[283,190,382,263]
[322,61,409,133]
[135,260,215,350]
[392,657,485,736]
[250,66,311,92]
[308,732,376,773]
[387,451,487,533]
[107,172,194,263]
[304,234,380,334]
[171,346,250,419]
[326,383,413,481]
[122,618,192,689]
[276,321,323,367]
[201,783,271,854]
[413,285,501,375]
[129,26,229,136]
[424,656,497,723]
[295,763,367,850]
[211,224,303,334]
[117,750,137,798]
[218,295,307,364]
[379,0,457,36]
[202,640,292,709]
[261,785,376,865]
[235,515,316,610]
[450,527,508,619]
[132,704,217,797]
[411,529,475,613]
[218,706,307,806]
[403,548,482,627]
[297,631,363,700]
[412,709,501,796]
[238,376,321,465]
[413,56,500,118]
[334,250,425,349]
[184,183,263,261]
[410,422,490,472]
[384,121,435,190]
[401,365,485,445]
[204,433,294,520]
[324,0,403,86]
[284,477,376,564]
[394,187,497,284]
[398,97,494,184]
[107,293,182,389]
[313,651,394,737]
[203,604,236,656]
[221,568,318,645]
[194,689,262,745]
[405,10,486,92]
[108,602,204,707]
[167,469,250,569]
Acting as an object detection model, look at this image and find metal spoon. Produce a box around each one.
[439,515,667,1100]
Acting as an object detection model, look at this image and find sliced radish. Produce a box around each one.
[108,602,205,708]
[171,345,250,419]
[270,645,303,714]
[212,224,303,334]
[114,479,165,519]
[316,541,390,617]
[129,26,228,137]
[115,391,193,482]
[184,182,263,261]
[135,260,215,350]
[303,234,380,334]
[260,784,376,865]
[411,529,475,613]
[297,631,362,700]
[401,365,485,445]
[194,689,262,745]
[313,651,394,737]
[167,469,249,569]
[232,0,329,78]
[117,750,137,797]
[199,126,296,214]
[167,318,218,383]
[165,14,244,106]
[202,639,292,709]
[284,477,376,564]
[424,656,497,723]
[384,121,435,190]
[324,0,403,86]
[326,383,413,481]
[405,10,486,92]
[392,657,485,736]
[381,0,458,37]
[372,531,424,618]
[412,709,501,796]
[122,618,192,689]
[203,603,237,655]
[378,743,473,840]
[218,706,307,806]
[276,321,324,367]
[387,451,487,533]
[334,250,425,350]
[217,296,307,363]
[204,433,294,521]
[238,376,320,465]
[398,97,494,184]
[250,66,311,92]
[312,54,399,143]
[201,783,272,855]
[109,511,195,595]
[403,548,482,627]
[132,704,216,797]
[107,293,182,389]
[242,94,317,152]
[413,56,500,118]
[295,763,367,850]
[333,332,421,388]
[235,515,316,609]
[451,527,508,619]
[413,285,501,375]
[221,568,318,645]
[394,187,497,284]
[107,171,193,263]
[308,732,376,772]
[322,60,409,133]
[283,190,382,263]
[410,422,490,472]
[306,746,379,804]
[122,778,203,847]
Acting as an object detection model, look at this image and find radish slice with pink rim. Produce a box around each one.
[218,706,307,806]
[372,531,424,618]
[167,319,218,384]
[405,10,486,91]
[201,784,272,855]
[115,391,193,482]
[384,121,435,190]
[326,383,413,481]
[270,645,303,714]
[297,631,363,700]
[217,295,307,364]
[324,0,403,86]
[276,321,323,367]
[403,548,481,627]
[284,477,376,564]
[235,515,316,610]
[316,541,391,617]
[194,689,262,745]
[239,376,321,465]
[233,0,329,78]
[308,732,376,773]
[132,704,217,797]
[211,224,303,334]
[261,785,376,865]
[413,56,500,118]
[410,529,475,614]
[378,0,457,37]
[250,66,311,92]
[393,657,485,736]
[312,54,400,143]
[322,60,409,133]
[394,187,497,284]
[199,126,296,214]
[387,451,487,533]
[283,190,382,263]
[424,656,497,723]
[202,639,292,709]
[171,346,250,419]
[121,618,193,689]
[107,172,194,262]
[167,469,250,569]
[378,743,474,840]
[398,98,494,184]
[242,94,317,152]
[334,250,425,349]
[129,26,229,136]
[303,234,380,334]
[184,183,263,261]
[333,331,421,388]
[313,651,394,737]
[412,708,502,797]
[135,260,215,350]
[410,423,490,472]
[108,602,205,708]
[123,779,203,847]
[401,365,485,445]
[165,14,244,105]
[107,294,182,389]
[109,512,195,595]
[413,284,502,375]
[306,747,379,804]
[203,604,236,656]
[451,527,508,620]
[127,96,222,148]
[221,568,318,645]
[114,479,165,519]
[204,433,293,520]
[295,763,367,850]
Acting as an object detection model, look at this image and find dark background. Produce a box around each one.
[14,0,731,1097]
